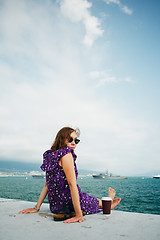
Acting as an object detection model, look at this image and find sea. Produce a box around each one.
[0,176,160,215]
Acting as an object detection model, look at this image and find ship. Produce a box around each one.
[92,170,127,179]
[30,171,45,179]
[32,174,45,179]
[153,174,160,179]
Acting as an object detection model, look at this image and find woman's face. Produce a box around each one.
[66,131,79,150]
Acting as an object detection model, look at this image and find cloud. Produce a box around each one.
[104,0,133,15]
[0,0,159,176]
[89,70,134,86]
[121,5,133,15]
[105,0,120,4]
[59,0,104,46]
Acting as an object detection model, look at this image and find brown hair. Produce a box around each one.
[51,127,80,152]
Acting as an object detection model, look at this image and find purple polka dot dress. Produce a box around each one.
[40,147,100,214]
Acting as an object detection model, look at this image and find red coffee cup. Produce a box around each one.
[102,197,112,214]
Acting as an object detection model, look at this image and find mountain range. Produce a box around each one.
[0,160,159,176]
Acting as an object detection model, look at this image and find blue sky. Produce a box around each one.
[0,0,160,176]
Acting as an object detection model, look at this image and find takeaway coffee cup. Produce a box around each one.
[101,197,112,214]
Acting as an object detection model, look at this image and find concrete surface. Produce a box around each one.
[0,198,160,240]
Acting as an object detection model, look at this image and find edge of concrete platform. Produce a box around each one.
[1,198,160,240]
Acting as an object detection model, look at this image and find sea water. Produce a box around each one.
[0,176,160,215]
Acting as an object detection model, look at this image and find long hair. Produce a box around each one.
[51,127,80,152]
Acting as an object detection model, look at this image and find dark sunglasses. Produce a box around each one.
[68,137,80,144]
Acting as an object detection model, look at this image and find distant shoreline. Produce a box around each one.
[0,160,159,177]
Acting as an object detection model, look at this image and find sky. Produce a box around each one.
[0,0,160,176]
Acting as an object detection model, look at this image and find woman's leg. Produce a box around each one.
[111,198,121,210]
[97,187,121,210]
[108,187,116,200]
[97,198,102,209]
[108,187,121,209]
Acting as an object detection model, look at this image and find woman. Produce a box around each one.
[19,127,121,223]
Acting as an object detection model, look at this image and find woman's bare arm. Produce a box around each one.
[60,152,84,223]
[18,181,48,214]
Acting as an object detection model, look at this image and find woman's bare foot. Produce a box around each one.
[111,198,121,210]
[108,187,116,201]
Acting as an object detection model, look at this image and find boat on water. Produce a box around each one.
[32,174,45,179]
[92,170,127,179]
[30,171,45,179]
[153,175,160,179]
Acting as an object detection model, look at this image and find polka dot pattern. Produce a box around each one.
[41,147,100,214]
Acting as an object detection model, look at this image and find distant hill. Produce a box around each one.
[135,170,160,177]
[0,160,41,172]
[78,169,99,175]
[1,160,158,176]
[0,160,99,175]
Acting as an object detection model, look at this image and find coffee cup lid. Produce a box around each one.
[101,197,112,201]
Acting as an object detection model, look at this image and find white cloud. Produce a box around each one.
[59,0,92,22]
[0,0,159,175]
[121,5,133,15]
[89,70,134,86]
[59,0,104,46]
[105,0,120,4]
[104,0,133,15]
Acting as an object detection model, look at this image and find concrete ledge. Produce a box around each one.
[0,198,160,240]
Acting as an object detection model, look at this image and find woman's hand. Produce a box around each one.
[64,215,84,223]
[18,208,38,214]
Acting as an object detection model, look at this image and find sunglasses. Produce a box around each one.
[68,137,80,144]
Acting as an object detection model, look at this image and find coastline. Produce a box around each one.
[1,176,160,215]
[1,198,160,240]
